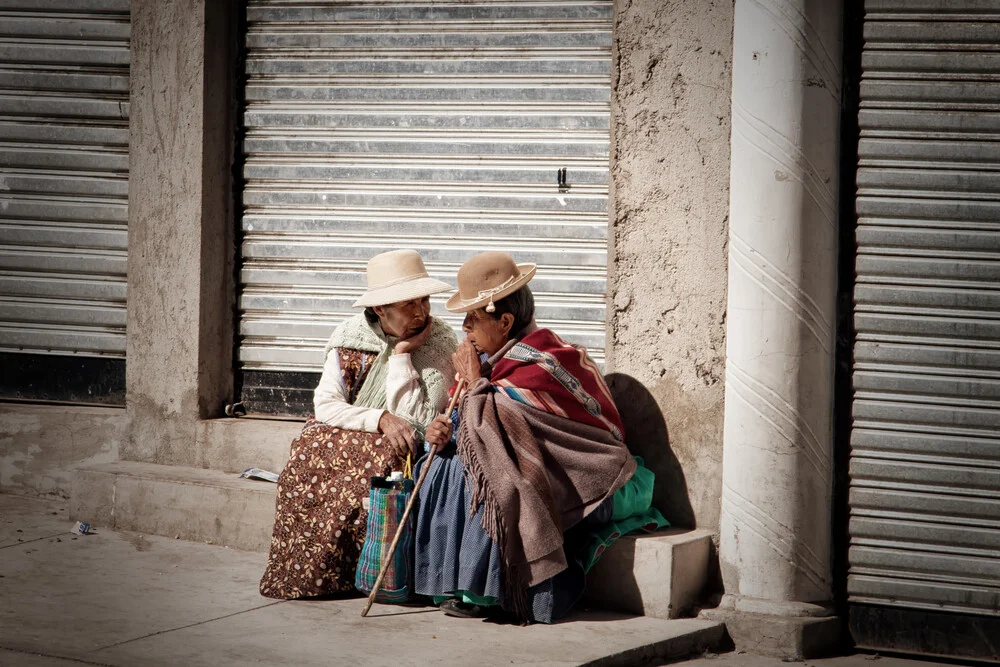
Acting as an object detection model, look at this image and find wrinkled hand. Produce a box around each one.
[393,317,434,355]
[425,415,453,453]
[378,412,418,458]
[452,339,482,384]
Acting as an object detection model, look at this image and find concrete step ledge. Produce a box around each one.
[698,608,841,660]
[71,461,277,552]
[71,462,714,624]
[585,528,714,619]
[195,417,302,475]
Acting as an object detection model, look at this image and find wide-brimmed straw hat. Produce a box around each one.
[353,249,452,308]
[445,251,536,313]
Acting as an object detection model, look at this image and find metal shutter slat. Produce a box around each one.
[849,2,1000,617]
[0,3,129,358]
[239,0,611,373]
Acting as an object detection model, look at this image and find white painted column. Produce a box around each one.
[720,0,843,616]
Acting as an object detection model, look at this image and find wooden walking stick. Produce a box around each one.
[361,378,467,617]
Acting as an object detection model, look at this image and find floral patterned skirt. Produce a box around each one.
[258,419,403,599]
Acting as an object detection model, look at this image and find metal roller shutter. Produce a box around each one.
[0,0,130,403]
[238,0,611,411]
[849,0,1000,656]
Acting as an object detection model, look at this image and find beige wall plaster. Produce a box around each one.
[0,405,123,499]
[125,0,209,464]
[125,0,235,466]
[608,0,733,530]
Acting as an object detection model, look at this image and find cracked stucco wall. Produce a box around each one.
[124,0,236,466]
[607,0,733,530]
[0,405,123,498]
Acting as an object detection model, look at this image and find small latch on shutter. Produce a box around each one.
[225,402,247,417]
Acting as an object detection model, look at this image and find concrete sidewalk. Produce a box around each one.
[0,493,723,667]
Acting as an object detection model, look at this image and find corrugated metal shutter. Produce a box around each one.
[849,0,1000,626]
[239,0,611,378]
[0,1,130,360]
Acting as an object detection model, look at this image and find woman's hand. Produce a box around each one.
[393,317,434,355]
[452,339,482,384]
[425,415,453,453]
[378,411,418,457]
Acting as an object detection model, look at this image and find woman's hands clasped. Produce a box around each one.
[452,339,482,385]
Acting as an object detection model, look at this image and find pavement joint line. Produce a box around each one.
[0,531,68,550]
[0,645,117,666]
[88,600,288,653]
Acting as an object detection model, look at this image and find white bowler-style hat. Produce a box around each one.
[352,249,453,308]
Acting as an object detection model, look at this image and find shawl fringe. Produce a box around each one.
[457,385,530,620]
[456,373,635,622]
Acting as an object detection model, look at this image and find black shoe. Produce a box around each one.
[483,605,524,625]
[439,598,485,619]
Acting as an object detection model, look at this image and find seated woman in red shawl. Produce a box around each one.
[413,251,666,623]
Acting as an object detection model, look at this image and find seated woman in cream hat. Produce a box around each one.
[260,249,457,600]
[412,251,667,623]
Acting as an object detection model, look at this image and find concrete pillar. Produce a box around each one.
[712,0,843,657]
[124,0,236,466]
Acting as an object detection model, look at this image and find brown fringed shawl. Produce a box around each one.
[456,332,636,619]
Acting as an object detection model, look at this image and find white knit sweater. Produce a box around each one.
[313,314,457,432]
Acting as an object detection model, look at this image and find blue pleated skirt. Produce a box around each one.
[412,447,504,604]
[412,443,610,623]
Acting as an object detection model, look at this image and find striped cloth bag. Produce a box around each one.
[354,474,415,603]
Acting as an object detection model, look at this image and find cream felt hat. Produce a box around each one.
[352,249,452,308]
[445,251,536,313]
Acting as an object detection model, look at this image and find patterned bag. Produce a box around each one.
[354,470,415,603]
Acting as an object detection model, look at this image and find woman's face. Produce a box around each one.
[462,308,514,356]
[374,297,431,338]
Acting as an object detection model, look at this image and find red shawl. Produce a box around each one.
[490,328,625,440]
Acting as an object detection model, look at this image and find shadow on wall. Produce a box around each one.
[605,373,696,529]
